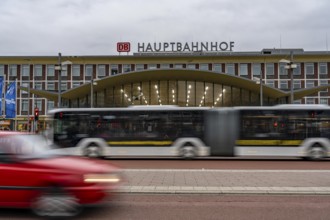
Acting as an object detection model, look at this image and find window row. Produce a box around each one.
[0,62,328,78]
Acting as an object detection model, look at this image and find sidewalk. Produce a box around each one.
[118,169,330,195]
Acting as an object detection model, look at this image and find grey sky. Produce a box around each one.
[0,0,329,55]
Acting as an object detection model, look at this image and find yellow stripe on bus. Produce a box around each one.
[236,140,303,146]
[108,141,173,146]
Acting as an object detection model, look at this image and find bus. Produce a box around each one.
[48,106,210,158]
[47,105,330,160]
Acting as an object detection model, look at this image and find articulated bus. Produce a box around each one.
[48,105,330,160]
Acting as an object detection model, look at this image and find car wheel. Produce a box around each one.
[308,144,326,161]
[180,145,196,159]
[84,144,102,158]
[32,187,81,217]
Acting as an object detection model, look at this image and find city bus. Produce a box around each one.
[47,105,330,160]
[48,106,210,158]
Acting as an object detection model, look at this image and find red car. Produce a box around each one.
[0,131,122,217]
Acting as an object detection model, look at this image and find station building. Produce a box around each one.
[0,46,330,130]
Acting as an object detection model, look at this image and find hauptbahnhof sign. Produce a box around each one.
[117,41,235,53]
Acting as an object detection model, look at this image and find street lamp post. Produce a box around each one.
[253,76,263,106]
[280,51,297,104]
[55,53,72,108]
[57,53,62,108]
[91,79,98,108]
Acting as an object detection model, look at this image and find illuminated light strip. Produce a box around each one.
[84,174,121,183]
[154,84,162,105]
[84,178,121,183]
[108,141,173,146]
[199,86,209,107]
[137,86,148,105]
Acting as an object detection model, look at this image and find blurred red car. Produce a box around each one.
[0,131,122,217]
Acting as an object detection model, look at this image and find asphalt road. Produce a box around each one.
[2,194,330,220]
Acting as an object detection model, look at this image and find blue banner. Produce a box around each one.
[0,76,3,115]
[5,81,16,118]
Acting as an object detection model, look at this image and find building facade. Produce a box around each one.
[0,48,329,131]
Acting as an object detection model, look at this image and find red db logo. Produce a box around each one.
[117,42,131,52]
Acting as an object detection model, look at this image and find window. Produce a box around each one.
[34,65,42,77]
[61,65,68,77]
[123,64,131,72]
[35,100,42,111]
[47,101,55,111]
[320,80,328,86]
[21,100,28,111]
[213,64,222,73]
[293,63,301,75]
[252,63,261,76]
[279,63,287,75]
[266,63,274,75]
[319,80,328,95]
[148,64,157,69]
[187,64,196,69]
[21,82,28,94]
[306,98,315,104]
[34,82,42,90]
[160,64,170,69]
[135,64,144,71]
[72,65,80,77]
[293,80,301,89]
[305,63,314,75]
[85,64,93,77]
[9,65,17,77]
[319,63,327,75]
[306,81,315,88]
[47,65,55,77]
[0,65,4,76]
[280,81,288,89]
[239,64,248,76]
[111,64,119,75]
[320,98,328,105]
[174,64,184,69]
[61,82,67,91]
[200,64,209,71]
[226,63,235,75]
[22,65,30,77]
[72,82,81,88]
[97,64,106,77]
[47,82,55,90]
[266,80,274,87]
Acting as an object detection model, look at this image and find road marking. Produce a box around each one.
[124,169,330,173]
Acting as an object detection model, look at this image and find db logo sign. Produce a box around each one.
[117,42,130,52]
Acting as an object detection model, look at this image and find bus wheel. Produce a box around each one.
[308,144,326,161]
[180,145,196,159]
[84,144,102,158]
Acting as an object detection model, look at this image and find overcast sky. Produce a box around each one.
[0,0,329,56]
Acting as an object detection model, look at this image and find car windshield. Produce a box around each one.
[1,134,62,159]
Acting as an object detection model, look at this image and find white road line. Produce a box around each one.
[124,169,330,173]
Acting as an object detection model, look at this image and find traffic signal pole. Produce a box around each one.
[34,106,39,133]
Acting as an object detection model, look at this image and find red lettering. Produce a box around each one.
[117,42,131,52]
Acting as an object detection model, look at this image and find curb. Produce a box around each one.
[117,186,330,195]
